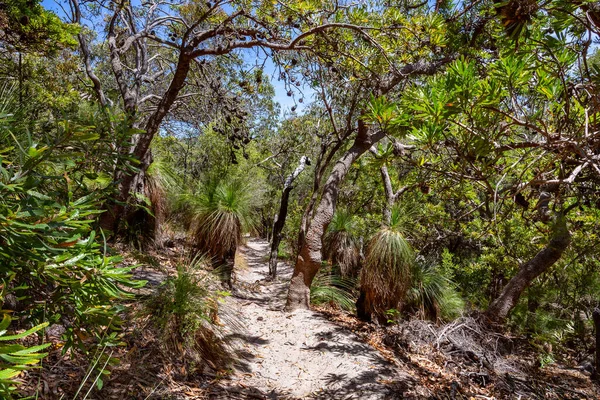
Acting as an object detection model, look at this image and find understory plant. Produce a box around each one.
[0,313,49,399]
[145,258,232,372]
[324,209,361,278]
[0,98,145,380]
[185,178,257,286]
[405,259,464,322]
[310,271,357,312]
[359,206,414,323]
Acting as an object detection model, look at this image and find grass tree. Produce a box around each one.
[405,260,464,322]
[323,209,361,278]
[357,206,414,323]
[188,179,256,288]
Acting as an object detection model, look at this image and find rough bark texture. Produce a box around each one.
[297,139,344,250]
[485,218,570,322]
[99,53,193,233]
[269,156,310,278]
[593,307,600,379]
[285,124,385,311]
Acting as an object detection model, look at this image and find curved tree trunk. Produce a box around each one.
[285,123,385,311]
[99,52,193,233]
[297,139,344,251]
[485,217,570,322]
[269,156,310,278]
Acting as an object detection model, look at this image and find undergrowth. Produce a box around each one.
[144,258,232,373]
[311,270,357,312]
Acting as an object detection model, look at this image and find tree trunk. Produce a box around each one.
[485,218,570,322]
[593,307,600,379]
[380,165,395,225]
[269,156,310,278]
[285,123,385,311]
[99,52,193,233]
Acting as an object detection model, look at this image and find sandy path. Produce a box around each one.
[210,239,399,400]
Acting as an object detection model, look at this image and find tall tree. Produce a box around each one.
[268,155,310,278]
[403,0,600,321]
[285,1,459,310]
[69,0,399,233]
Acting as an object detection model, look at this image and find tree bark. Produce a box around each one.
[369,144,413,225]
[285,123,385,311]
[297,139,344,251]
[485,218,570,322]
[269,156,310,278]
[593,307,600,379]
[380,165,396,225]
[99,52,193,232]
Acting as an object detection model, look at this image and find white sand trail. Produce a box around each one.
[210,239,401,400]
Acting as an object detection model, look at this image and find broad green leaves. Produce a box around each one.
[1,0,79,53]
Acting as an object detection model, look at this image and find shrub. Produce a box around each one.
[324,209,361,278]
[0,313,49,399]
[145,259,232,371]
[359,206,414,323]
[183,178,256,286]
[0,106,145,353]
[405,259,464,322]
[310,271,357,312]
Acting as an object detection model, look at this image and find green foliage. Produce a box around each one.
[310,272,357,312]
[0,0,79,53]
[363,95,408,134]
[0,94,145,356]
[405,260,464,322]
[145,259,231,370]
[360,210,415,323]
[186,178,257,259]
[324,209,361,278]
[0,313,49,399]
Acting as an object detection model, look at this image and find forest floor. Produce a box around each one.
[26,238,600,399]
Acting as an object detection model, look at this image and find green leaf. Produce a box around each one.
[0,322,48,341]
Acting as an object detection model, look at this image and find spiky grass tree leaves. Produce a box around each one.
[359,207,415,323]
[310,272,357,312]
[324,209,361,278]
[406,260,464,322]
[190,179,256,260]
[145,258,233,371]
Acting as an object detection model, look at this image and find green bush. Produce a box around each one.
[311,271,357,312]
[406,260,464,321]
[0,107,145,354]
[145,259,232,371]
[360,206,414,323]
[324,209,361,278]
